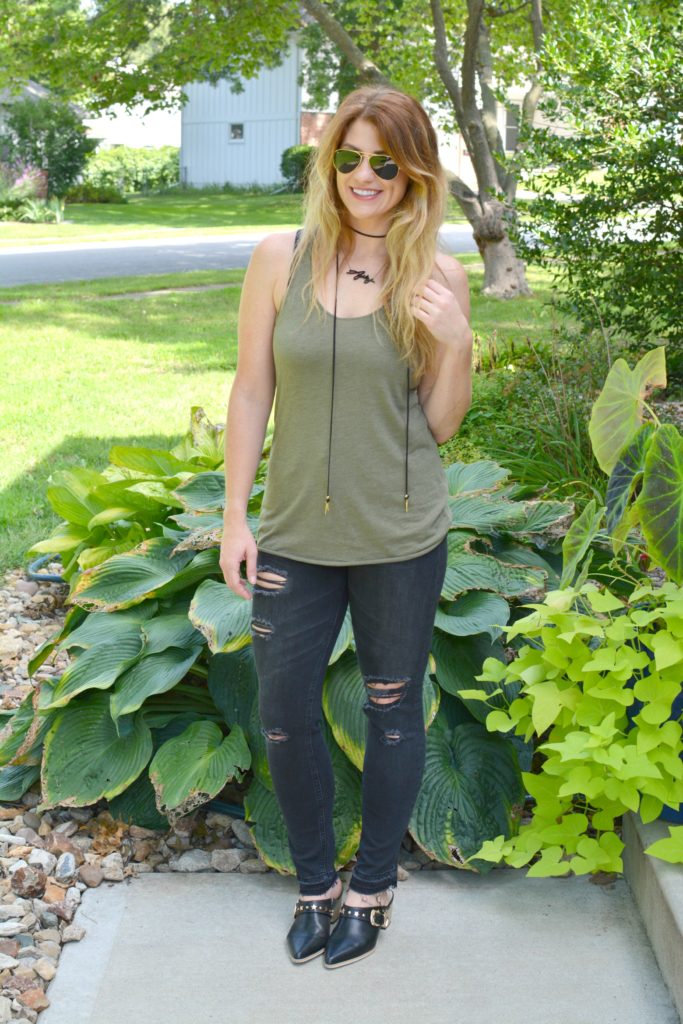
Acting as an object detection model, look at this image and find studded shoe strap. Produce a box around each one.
[339,903,390,928]
[293,898,336,917]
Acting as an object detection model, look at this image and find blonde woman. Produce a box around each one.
[221,85,473,968]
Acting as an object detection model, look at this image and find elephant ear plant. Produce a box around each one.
[1,408,574,875]
[461,346,683,873]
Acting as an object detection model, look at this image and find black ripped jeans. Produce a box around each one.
[250,535,448,897]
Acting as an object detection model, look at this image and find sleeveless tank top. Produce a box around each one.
[255,244,452,565]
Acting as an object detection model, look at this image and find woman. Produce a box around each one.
[220,85,473,969]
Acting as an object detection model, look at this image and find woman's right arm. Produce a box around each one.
[220,231,295,599]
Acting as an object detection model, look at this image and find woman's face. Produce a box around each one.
[334,117,409,229]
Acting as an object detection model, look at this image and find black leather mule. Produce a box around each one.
[286,891,343,963]
[323,889,394,968]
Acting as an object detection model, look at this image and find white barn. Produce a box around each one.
[180,47,302,188]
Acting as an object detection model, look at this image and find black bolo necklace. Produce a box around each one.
[323,251,411,515]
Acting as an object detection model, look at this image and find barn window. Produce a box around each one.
[230,123,244,142]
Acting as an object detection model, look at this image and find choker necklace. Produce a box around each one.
[350,226,388,238]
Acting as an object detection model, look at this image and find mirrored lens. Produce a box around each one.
[369,155,399,180]
[333,150,362,174]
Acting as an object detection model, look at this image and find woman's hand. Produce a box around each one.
[220,514,257,601]
[411,276,472,353]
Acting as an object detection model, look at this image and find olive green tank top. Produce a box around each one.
[256,244,451,565]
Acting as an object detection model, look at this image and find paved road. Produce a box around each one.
[0,225,477,288]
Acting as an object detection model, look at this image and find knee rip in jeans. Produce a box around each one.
[253,566,288,596]
[261,726,289,743]
[363,676,410,717]
[251,617,274,640]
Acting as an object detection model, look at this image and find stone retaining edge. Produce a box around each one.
[622,811,683,1022]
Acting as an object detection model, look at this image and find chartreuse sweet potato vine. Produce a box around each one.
[458,579,683,876]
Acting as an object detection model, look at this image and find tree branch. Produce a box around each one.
[299,0,391,86]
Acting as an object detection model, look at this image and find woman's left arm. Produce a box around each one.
[413,255,473,445]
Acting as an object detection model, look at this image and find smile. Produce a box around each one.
[350,188,381,198]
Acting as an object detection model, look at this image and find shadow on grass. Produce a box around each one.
[1,431,185,578]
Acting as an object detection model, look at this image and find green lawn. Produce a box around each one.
[0,254,557,576]
[0,191,468,245]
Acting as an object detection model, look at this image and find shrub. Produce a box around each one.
[280,145,316,192]
[0,97,96,198]
[64,181,127,204]
[80,145,179,195]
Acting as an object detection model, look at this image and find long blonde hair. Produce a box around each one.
[290,86,449,384]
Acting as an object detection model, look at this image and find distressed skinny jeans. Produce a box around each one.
[250,534,448,897]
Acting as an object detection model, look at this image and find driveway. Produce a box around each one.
[0,225,477,288]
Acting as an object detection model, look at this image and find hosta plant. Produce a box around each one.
[3,410,576,876]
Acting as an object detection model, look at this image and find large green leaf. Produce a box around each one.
[69,537,196,611]
[140,613,205,654]
[431,630,516,722]
[443,530,547,600]
[172,471,225,512]
[435,590,510,641]
[58,607,153,653]
[636,424,683,584]
[506,499,575,536]
[409,712,523,872]
[38,690,153,810]
[560,499,605,588]
[26,524,90,555]
[445,460,511,495]
[149,720,251,824]
[322,650,439,772]
[244,718,362,874]
[0,764,41,802]
[606,421,656,539]
[189,578,252,652]
[45,466,111,526]
[108,445,202,476]
[589,346,666,475]
[0,687,57,766]
[42,635,144,710]
[110,645,204,720]
[208,648,271,789]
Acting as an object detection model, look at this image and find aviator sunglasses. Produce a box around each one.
[333,148,400,181]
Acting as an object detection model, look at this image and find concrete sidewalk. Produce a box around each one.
[39,866,679,1024]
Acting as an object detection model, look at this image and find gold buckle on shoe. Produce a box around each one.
[369,907,389,929]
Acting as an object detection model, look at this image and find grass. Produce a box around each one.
[0,253,562,576]
[0,191,468,245]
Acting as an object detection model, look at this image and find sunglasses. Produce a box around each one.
[333,148,400,181]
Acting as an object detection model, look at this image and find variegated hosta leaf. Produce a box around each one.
[108,445,203,476]
[244,718,362,874]
[69,537,196,611]
[0,687,57,766]
[448,494,528,534]
[90,480,179,517]
[445,460,511,496]
[208,649,270,789]
[589,346,666,475]
[0,764,41,802]
[58,607,154,653]
[189,579,252,652]
[153,548,221,598]
[27,604,89,678]
[110,645,204,720]
[38,689,153,810]
[170,511,224,532]
[42,635,144,710]
[172,471,225,513]
[431,630,516,723]
[507,499,575,536]
[560,499,605,589]
[109,712,205,831]
[488,541,561,589]
[636,424,683,584]
[322,650,440,772]
[435,590,510,641]
[189,405,225,464]
[149,720,250,825]
[140,613,205,655]
[443,531,547,600]
[409,712,523,871]
[46,467,111,526]
[329,607,355,662]
[606,421,657,539]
